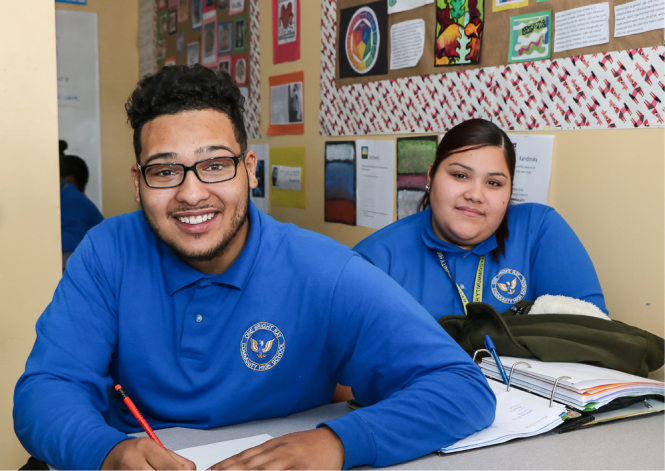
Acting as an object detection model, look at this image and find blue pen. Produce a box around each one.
[485,335,510,386]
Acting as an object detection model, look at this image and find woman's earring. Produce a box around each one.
[425,184,431,191]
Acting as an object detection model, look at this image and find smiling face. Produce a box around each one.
[131,109,257,274]
[427,145,512,250]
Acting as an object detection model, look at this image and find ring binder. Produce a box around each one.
[507,361,531,391]
[550,376,572,408]
[473,349,491,363]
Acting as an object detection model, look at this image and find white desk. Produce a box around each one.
[140,403,665,469]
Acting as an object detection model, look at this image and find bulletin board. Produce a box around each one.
[155,0,261,139]
[321,0,665,135]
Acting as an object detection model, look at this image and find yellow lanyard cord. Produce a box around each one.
[436,252,485,315]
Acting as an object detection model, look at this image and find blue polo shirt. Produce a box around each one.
[354,203,607,318]
[60,182,104,252]
[14,202,495,470]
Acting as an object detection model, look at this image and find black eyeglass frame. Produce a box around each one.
[137,152,247,189]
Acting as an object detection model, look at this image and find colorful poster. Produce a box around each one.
[218,21,233,53]
[192,0,203,29]
[178,0,189,22]
[218,0,229,10]
[168,11,178,34]
[492,0,528,12]
[201,14,217,66]
[338,1,389,78]
[158,11,169,35]
[232,56,248,85]
[435,0,484,66]
[273,0,300,64]
[388,0,434,14]
[218,55,232,75]
[248,144,270,214]
[325,142,356,225]
[203,0,216,14]
[234,17,246,51]
[270,147,306,209]
[508,10,552,63]
[396,136,437,220]
[187,41,200,65]
[267,72,304,135]
[230,0,245,15]
[165,56,176,66]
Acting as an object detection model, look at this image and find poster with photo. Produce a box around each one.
[234,17,246,51]
[338,1,389,78]
[178,0,189,22]
[233,56,248,85]
[203,0,216,13]
[218,0,229,10]
[201,15,217,66]
[218,21,233,54]
[273,0,300,64]
[267,71,304,135]
[230,0,245,15]
[187,41,200,65]
[192,0,203,29]
[508,10,551,63]
[176,33,186,53]
[158,11,169,35]
[218,55,232,75]
[157,39,167,60]
[249,144,270,214]
[168,11,177,33]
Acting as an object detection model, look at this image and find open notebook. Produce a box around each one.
[480,356,665,411]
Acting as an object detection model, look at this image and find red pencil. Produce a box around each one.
[115,384,166,449]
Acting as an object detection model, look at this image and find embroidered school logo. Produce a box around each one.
[240,322,285,371]
[345,6,380,74]
[491,269,527,304]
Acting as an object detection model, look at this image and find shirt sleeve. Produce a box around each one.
[13,234,130,470]
[320,255,496,468]
[529,208,608,314]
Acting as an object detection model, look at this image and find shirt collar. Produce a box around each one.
[420,207,498,256]
[160,201,262,295]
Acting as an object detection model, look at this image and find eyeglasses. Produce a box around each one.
[137,152,246,188]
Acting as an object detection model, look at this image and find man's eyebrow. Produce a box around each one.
[196,145,236,155]
[144,152,177,166]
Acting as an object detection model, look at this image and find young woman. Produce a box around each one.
[354,119,607,319]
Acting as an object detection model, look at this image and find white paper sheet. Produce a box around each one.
[553,3,610,53]
[249,144,269,214]
[509,134,554,205]
[355,140,395,230]
[390,20,426,70]
[614,0,665,37]
[176,434,272,470]
[271,165,301,191]
[388,0,434,14]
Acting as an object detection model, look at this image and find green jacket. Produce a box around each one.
[439,302,664,378]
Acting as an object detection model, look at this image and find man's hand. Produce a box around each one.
[101,437,196,470]
[210,427,345,470]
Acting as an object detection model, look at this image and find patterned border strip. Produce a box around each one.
[320,0,664,136]
[246,0,261,139]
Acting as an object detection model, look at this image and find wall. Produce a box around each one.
[56,0,140,218]
[0,3,62,468]
[252,0,664,336]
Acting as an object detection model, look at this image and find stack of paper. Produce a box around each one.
[440,379,566,453]
[481,356,665,412]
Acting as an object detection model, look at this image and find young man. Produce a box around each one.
[14,66,495,470]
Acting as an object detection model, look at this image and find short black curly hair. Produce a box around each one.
[125,65,247,162]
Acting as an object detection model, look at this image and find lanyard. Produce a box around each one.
[437,251,485,315]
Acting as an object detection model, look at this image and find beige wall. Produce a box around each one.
[56,0,140,218]
[251,0,664,336]
[0,3,62,468]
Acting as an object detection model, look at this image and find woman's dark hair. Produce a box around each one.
[418,119,516,260]
[125,65,247,162]
[60,155,90,193]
